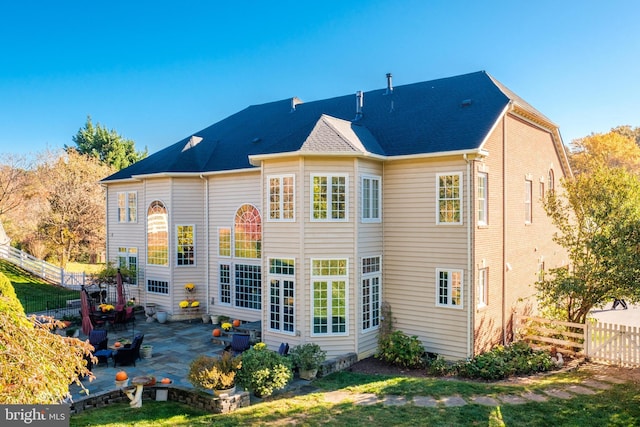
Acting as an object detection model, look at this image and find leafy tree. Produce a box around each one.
[538,165,640,323]
[0,154,33,218]
[36,150,114,267]
[611,125,640,146]
[0,272,94,403]
[69,116,147,170]
[569,131,640,175]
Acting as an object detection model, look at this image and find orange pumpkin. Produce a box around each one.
[114,341,122,348]
[161,377,171,384]
[212,328,221,337]
[115,371,128,381]
[233,319,241,327]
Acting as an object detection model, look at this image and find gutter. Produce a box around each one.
[200,174,210,317]
[463,153,473,358]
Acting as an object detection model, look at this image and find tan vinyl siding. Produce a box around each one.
[383,157,470,360]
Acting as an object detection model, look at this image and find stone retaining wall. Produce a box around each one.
[69,385,250,415]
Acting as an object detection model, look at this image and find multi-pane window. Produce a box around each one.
[147,279,168,294]
[436,268,463,308]
[269,175,295,220]
[218,228,231,257]
[176,225,195,266]
[477,173,487,226]
[234,204,261,258]
[147,201,168,266]
[548,169,555,193]
[538,261,545,282]
[235,264,262,310]
[219,264,231,304]
[361,256,381,331]
[477,268,488,307]
[117,192,137,223]
[362,176,381,221]
[312,259,347,335]
[312,175,347,221]
[525,179,533,223]
[269,258,295,333]
[117,247,138,285]
[437,173,462,224]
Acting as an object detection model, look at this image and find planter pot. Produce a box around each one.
[156,311,168,324]
[213,385,236,397]
[298,368,318,381]
[140,345,153,359]
[210,315,219,324]
[202,314,210,324]
[115,379,130,388]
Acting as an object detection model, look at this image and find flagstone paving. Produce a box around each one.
[67,315,626,410]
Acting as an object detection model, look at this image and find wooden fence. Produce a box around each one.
[514,315,640,367]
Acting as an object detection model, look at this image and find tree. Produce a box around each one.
[36,150,114,267]
[537,165,640,323]
[569,131,640,176]
[0,273,93,403]
[611,125,640,146]
[69,116,147,170]
[0,154,34,217]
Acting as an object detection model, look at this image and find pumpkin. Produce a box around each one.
[114,341,122,348]
[233,319,241,327]
[161,377,171,384]
[115,371,128,381]
[212,328,221,337]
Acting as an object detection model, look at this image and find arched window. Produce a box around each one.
[234,204,261,258]
[147,201,168,266]
[548,169,555,193]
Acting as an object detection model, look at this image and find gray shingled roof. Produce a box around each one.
[103,71,545,182]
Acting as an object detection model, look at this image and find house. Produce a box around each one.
[102,71,571,360]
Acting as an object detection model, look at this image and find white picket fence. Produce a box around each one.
[0,244,86,289]
[514,315,640,367]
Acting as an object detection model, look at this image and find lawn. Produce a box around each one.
[70,370,640,427]
[0,260,80,313]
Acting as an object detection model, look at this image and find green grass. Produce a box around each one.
[70,371,640,427]
[0,260,80,312]
[65,262,105,274]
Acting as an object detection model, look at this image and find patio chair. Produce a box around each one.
[113,334,144,367]
[278,342,289,356]
[225,333,250,356]
[88,330,112,366]
[110,309,127,330]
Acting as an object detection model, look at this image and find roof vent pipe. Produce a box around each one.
[354,90,364,121]
[385,73,393,95]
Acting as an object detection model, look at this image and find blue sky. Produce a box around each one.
[1,1,639,157]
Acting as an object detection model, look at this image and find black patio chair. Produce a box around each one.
[225,333,250,356]
[113,334,144,367]
[278,342,289,356]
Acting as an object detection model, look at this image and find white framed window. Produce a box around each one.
[176,225,195,266]
[477,268,488,308]
[548,169,555,193]
[234,204,262,259]
[311,175,347,221]
[218,227,231,257]
[147,279,168,295]
[525,179,532,224]
[361,175,381,221]
[311,258,348,335]
[437,173,462,224]
[477,173,487,226]
[117,191,137,223]
[269,258,295,334]
[268,175,295,221]
[361,256,381,331]
[436,268,463,308]
[147,200,168,266]
[219,263,231,305]
[235,264,262,310]
[117,247,138,285]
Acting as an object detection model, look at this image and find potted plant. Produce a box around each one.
[236,342,293,397]
[290,343,327,380]
[188,352,242,396]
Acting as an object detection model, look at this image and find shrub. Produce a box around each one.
[236,343,293,397]
[188,352,241,390]
[456,341,554,380]
[376,330,425,369]
[425,354,451,376]
[289,343,327,371]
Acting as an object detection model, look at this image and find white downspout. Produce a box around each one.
[464,154,473,358]
[201,174,210,316]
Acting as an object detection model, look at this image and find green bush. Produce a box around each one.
[425,354,451,376]
[456,341,554,380]
[188,352,241,390]
[376,330,425,369]
[236,343,293,397]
